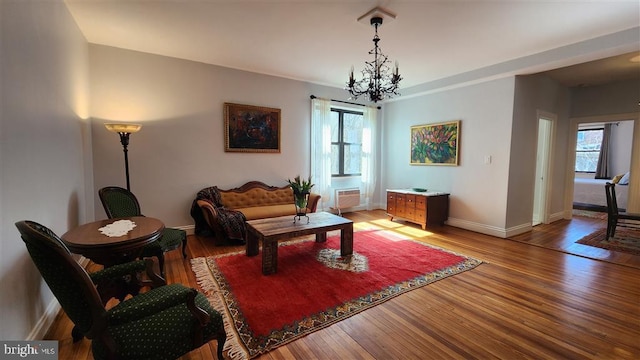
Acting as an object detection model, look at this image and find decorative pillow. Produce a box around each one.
[619,172,630,185]
[611,174,624,184]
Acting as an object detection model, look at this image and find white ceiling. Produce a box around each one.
[65,0,640,91]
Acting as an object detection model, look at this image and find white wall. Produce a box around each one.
[381,74,574,237]
[89,45,360,227]
[382,77,515,236]
[508,75,571,230]
[571,79,640,118]
[0,0,90,340]
[610,120,634,177]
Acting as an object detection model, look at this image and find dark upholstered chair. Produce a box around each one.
[16,220,226,360]
[605,182,640,239]
[99,186,187,276]
[77,256,167,342]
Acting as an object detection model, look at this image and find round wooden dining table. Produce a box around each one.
[61,216,164,267]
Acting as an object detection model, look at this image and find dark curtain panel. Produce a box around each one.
[595,123,611,179]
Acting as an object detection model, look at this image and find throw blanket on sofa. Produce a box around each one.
[190,186,247,242]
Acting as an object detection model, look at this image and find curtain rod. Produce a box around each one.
[310,95,381,110]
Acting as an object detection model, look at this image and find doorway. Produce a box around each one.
[533,112,555,226]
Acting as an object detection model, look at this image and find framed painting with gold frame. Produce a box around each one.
[224,103,281,153]
[410,120,460,165]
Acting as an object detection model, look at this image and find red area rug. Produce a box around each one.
[576,227,640,255]
[191,230,482,359]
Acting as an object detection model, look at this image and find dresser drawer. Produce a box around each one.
[415,196,427,210]
[387,204,396,214]
[405,194,416,209]
[396,205,406,217]
[387,193,396,205]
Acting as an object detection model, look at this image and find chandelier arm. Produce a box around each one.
[345,15,401,103]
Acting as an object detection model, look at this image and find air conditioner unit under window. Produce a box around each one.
[334,188,361,215]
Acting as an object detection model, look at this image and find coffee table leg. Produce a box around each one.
[316,232,327,243]
[262,239,278,275]
[340,224,353,256]
[246,232,259,257]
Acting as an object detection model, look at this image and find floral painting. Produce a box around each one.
[410,120,460,165]
[224,103,281,153]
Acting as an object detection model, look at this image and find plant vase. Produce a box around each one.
[293,190,310,224]
[287,175,314,224]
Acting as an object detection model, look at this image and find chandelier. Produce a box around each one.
[346,16,402,103]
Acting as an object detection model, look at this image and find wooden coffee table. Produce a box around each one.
[246,212,354,275]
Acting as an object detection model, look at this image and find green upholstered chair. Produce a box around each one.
[80,257,167,342]
[99,186,188,276]
[16,220,226,360]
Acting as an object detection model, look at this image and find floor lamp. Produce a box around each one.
[105,123,142,191]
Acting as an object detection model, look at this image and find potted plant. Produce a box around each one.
[287,175,314,222]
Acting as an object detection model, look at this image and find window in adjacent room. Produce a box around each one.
[575,128,603,172]
[330,108,363,176]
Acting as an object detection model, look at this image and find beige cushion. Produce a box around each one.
[220,187,293,209]
[611,174,624,184]
[207,182,318,222]
[237,204,298,220]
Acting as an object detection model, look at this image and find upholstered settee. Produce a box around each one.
[190,181,320,245]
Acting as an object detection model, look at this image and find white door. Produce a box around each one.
[533,114,555,226]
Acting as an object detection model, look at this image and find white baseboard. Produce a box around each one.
[175,224,195,235]
[446,217,510,238]
[505,223,533,238]
[549,210,566,223]
[445,217,533,238]
[29,256,91,340]
[27,298,60,341]
[446,211,574,238]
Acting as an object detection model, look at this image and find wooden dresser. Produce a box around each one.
[386,189,449,229]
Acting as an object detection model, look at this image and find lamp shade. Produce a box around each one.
[105,123,142,133]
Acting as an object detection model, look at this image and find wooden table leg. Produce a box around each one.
[316,232,327,243]
[341,224,353,256]
[246,231,259,256]
[262,238,278,275]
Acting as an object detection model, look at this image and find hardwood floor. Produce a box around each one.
[510,212,640,269]
[45,210,640,359]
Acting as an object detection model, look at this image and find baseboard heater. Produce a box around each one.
[334,188,361,216]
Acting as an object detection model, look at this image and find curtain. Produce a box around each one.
[595,123,611,179]
[310,98,333,210]
[361,105,378,210]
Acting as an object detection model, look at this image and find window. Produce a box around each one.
[575,128,603,172]
[330,108,363,176]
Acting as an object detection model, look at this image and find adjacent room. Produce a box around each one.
[2,1,639,359]
[573,120,634,212]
